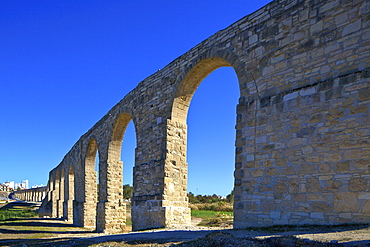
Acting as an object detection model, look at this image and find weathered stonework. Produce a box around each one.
[33,0,369,233]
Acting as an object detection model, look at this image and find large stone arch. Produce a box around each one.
[159,55,244,228]
[171,56,241,122]
[96,112,137,233]
[81,137,100,228]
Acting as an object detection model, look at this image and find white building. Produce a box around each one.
[15,180,29,190]
[4,181,15,190]
[22,180,29,189]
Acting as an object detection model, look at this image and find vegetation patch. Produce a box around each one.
[189,202,233,212]
[0,203,38,221]
[191,210,233,227]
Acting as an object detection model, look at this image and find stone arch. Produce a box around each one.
[171,56,243,123]
[110,113,135,162]
[162,55,243,228]
[96,112,136,233]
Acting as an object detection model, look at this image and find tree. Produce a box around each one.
[123,184,133,199]
[226,190,234,203]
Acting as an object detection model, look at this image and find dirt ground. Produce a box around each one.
[0,202,369,246]
[0,217,369,246]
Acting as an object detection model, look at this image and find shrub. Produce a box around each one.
[190,202,233,212]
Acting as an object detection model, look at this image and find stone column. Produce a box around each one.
[162,119,191,227]
[131,119,191,230]
[96,159,126,233]
[52,176,59,218]
[64,166,75,222]
[81,165,97,228]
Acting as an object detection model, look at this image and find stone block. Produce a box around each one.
[270,211,281,220]
[334,192,358,212]
[344,149,361,160]
[307,177,322,193]
[324,180,341,191]
[362,200,370,213]
[312,202,332,212]
[298,164,316,174]
[348,178,367,191]
[358,87,370,101]
[283,91,299,101]
[342,19,362,36]
[309,114,323,123]
[288,138,308,147]
[350,105,368,115]
[311,212,324,219]
[335,12,348,25]
[274,183,287,194]
[266,167,280,176]
[324,153,342,162]
[335,161,350,172]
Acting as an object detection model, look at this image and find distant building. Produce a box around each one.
[15,180,29,190]
[22,180,29,189]
[4,181,14,190]
[3,180,29,190]
[0,183,9,191]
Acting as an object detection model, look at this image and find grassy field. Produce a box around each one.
[0,203,38,221]
[0,202,98,246]
[191,210,233,227]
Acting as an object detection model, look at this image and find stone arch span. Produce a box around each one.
[171,56,242,123]
[39,0,369,233]
[97,112,137,232]
[162,56,241,228]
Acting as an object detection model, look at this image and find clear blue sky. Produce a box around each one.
[0,0,272,195]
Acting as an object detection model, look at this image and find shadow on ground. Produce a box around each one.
[1,202,369,246]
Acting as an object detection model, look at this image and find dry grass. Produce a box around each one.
[189,202,233,212]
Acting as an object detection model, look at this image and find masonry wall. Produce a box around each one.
[39,0,370,233]
[232,0,370,227]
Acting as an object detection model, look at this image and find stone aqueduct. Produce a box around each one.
[13,0,370,233]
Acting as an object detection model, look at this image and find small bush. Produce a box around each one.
[191,210,233,219]
[190,202,233,212]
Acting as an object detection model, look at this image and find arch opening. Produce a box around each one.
[105,113,137,233]
[171,57,233,123]
[84,138,99,228]
[170,57,240,227]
